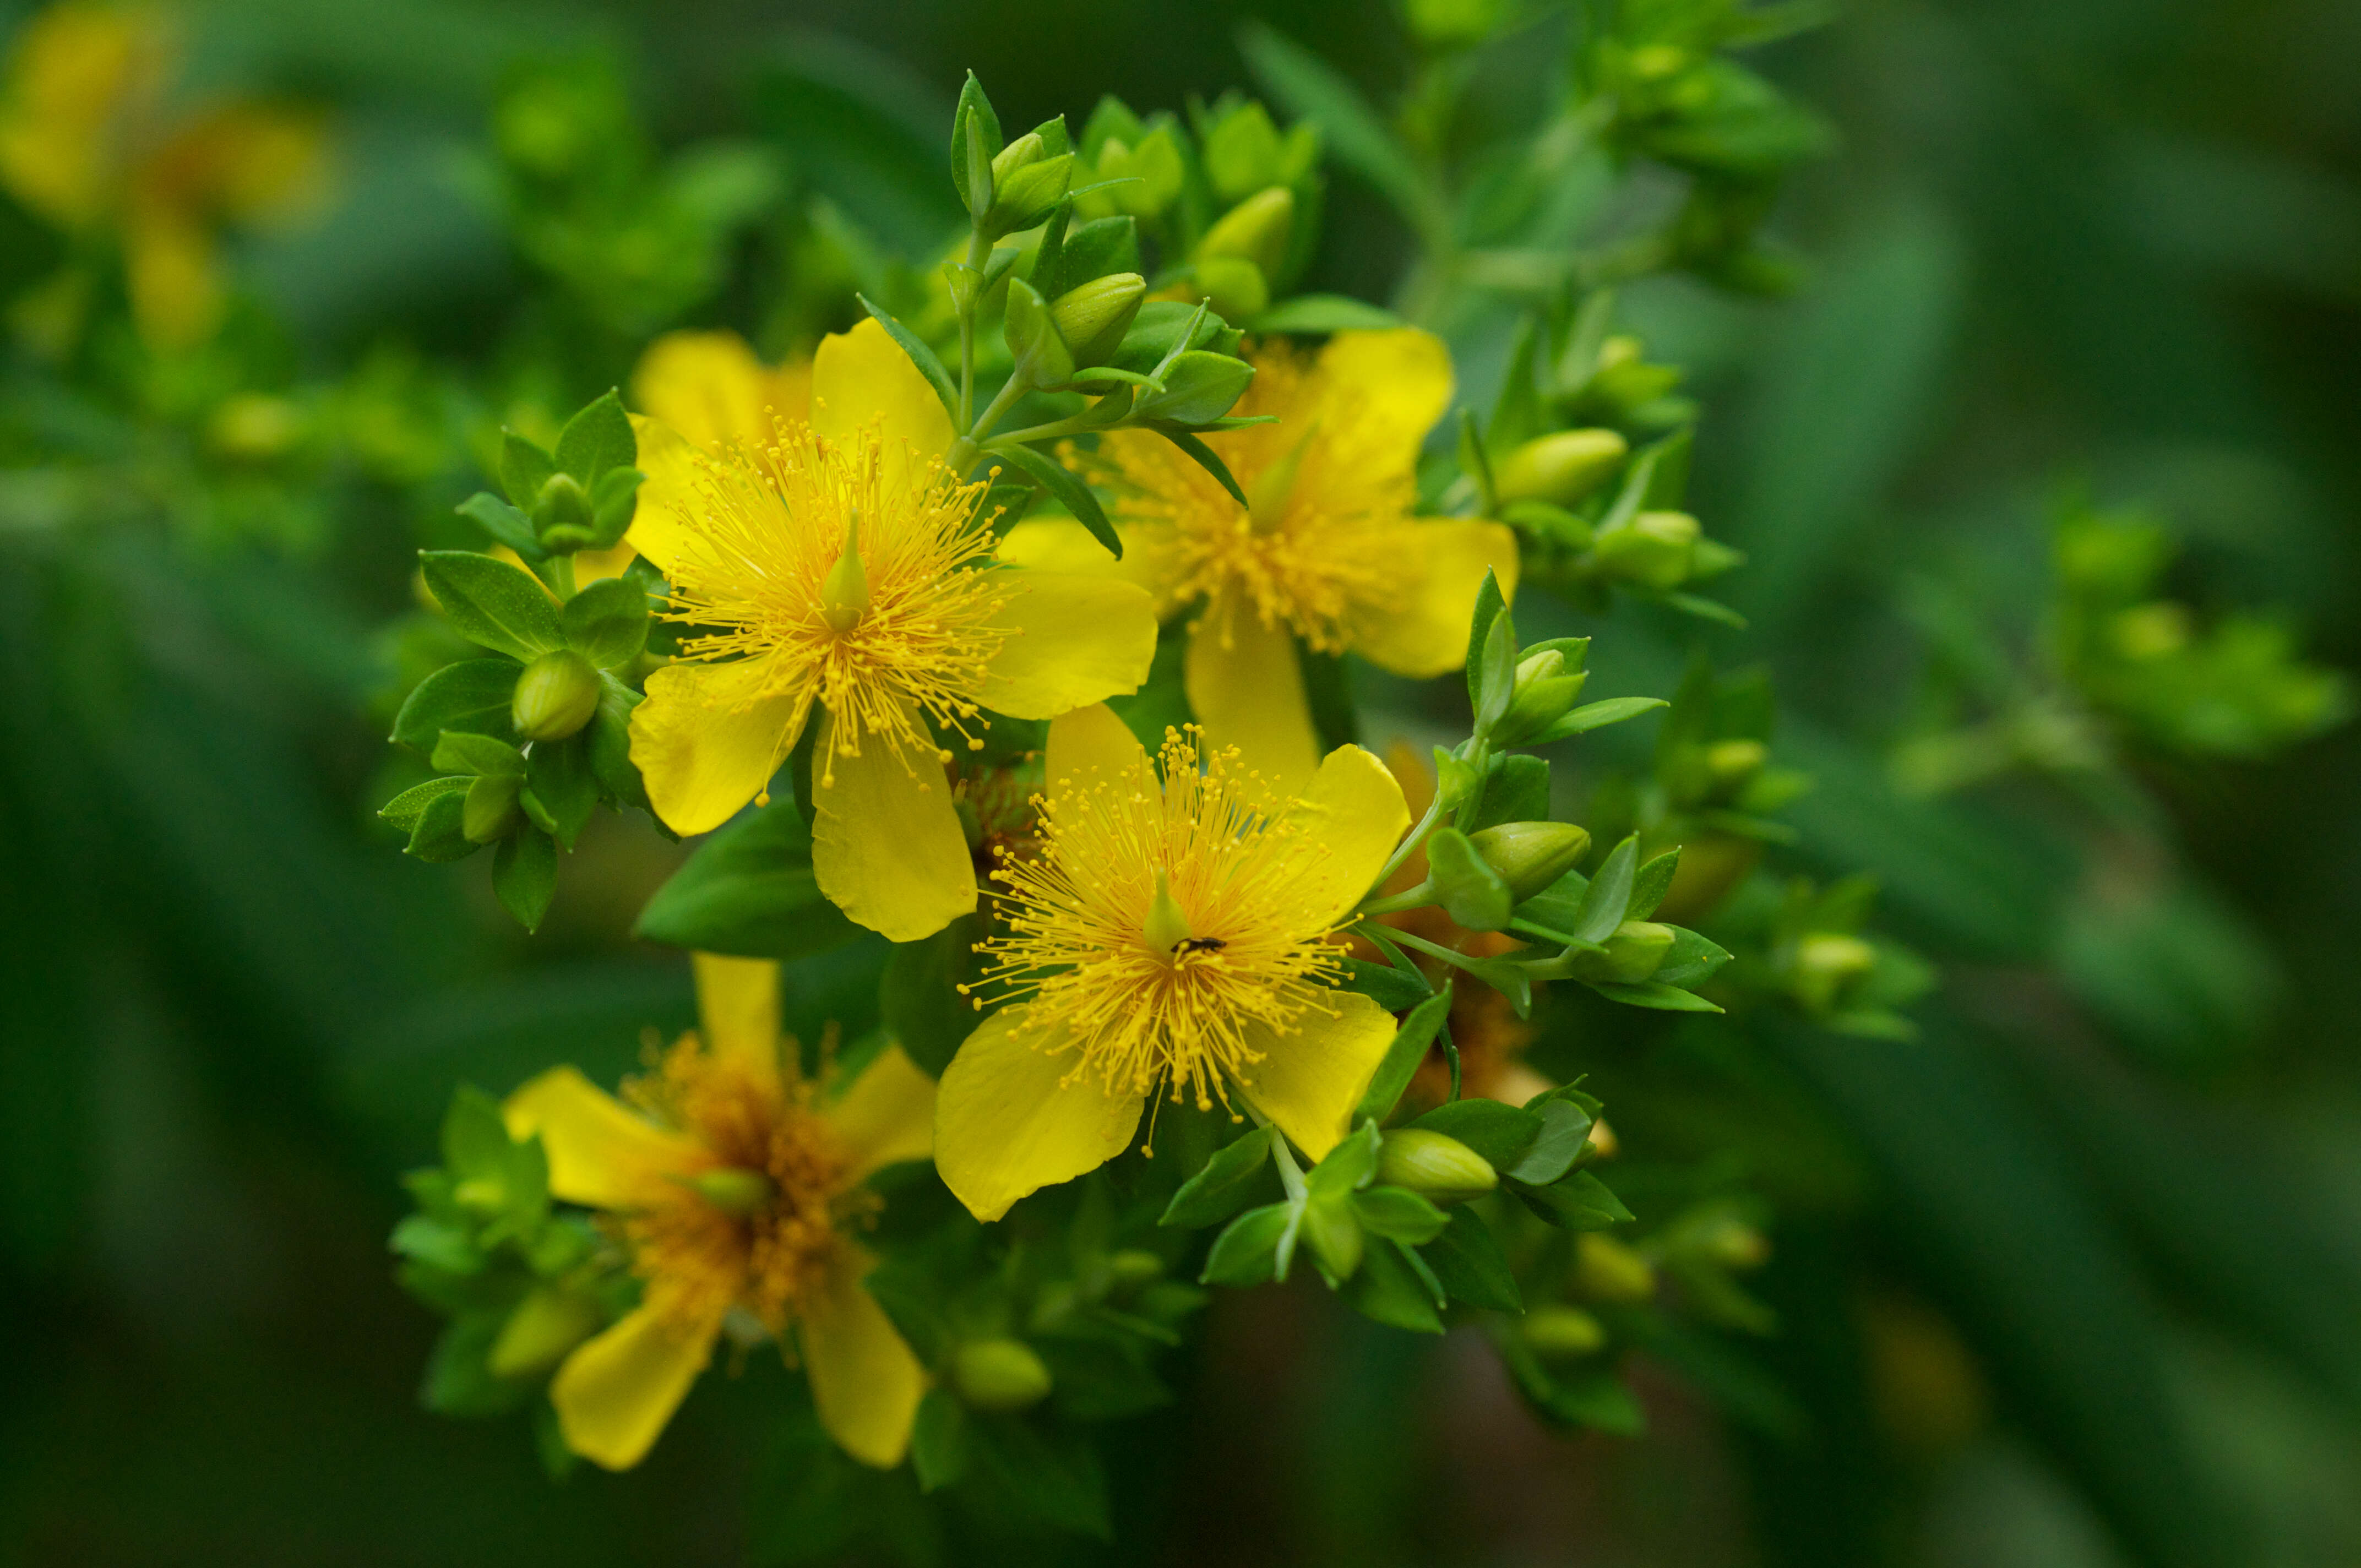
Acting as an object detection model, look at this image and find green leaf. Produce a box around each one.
[1464,569,1508,718]
[910,1389,968,1493]
[1515,1170,1634,1231]
[379,774,471,831]
[523,734,596,850]
[1588,979,1725,1012]
[1352,1185,1449,1244]
[1354,982,1452,1124]
[1410,1099,1543,1169]
[966,1416,1109,1541]
[949,72,1003,214]
[1425,827,1513,931]
[553,390,634,484]
[585,674,646,810]
[499,432,554,510]
[1161,1126,1274,1229]
[586,465,643,548]
[880,917,983,1077]
[856,293,960,424]
[493,828,557,932]
[1238,21,1446,239]
[1568,834,1640,945]
[1152,427,1249,509]
[1200,1202,1293,1286]
[1341,955,1432,1013]
[1532,696,1668,743]
[1504,1097,1595,1186]
[1424,1207,1521,1311]
[431,731,525,778]
[635,792,861,958]
[561,576,649,669]
[1308,1121,1380,1196]
[992,440,1120,558]
[393,660,520,752]
[1651,924,1733,988]
[404,788,479,863]
[1468,753,1550,832]
[420,551,565,663]
[1131,351,1254,424]
[1247,293,1402,334]
[456,492,542,559]
[1629,848,1682,921]
[1345,1238,1445,1333]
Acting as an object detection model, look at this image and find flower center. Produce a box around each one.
[819,507,868,633]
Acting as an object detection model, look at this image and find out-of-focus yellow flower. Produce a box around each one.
[503,954,936,1471]
[632,328,814,450]
[1005,328,1518,790]
[0,2,329,350]
[623,318,1158,944]
[934,704,1408,1221]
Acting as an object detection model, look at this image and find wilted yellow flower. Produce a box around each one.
[625,319,1158,943]
[934,704,1409,1221]
[0,2,328,349]
[504,954,935,1471]
[1005,328,1517,789]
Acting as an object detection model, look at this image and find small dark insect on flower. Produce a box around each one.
[1174,937,1227,955]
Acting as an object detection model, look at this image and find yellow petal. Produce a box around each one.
[799,1249,927,1468]
[629,658,808,837]
[1312,328,1454,480]
[1236,988,1399,1162]
[809,714,976,943]
[630,330,810,450]
[1183,592,1319,794]
[995,518,1124,574]
[976,571,1158,721]
[1287,744,1412,927]
[623,413,698,578]
[811,318,953,494]
[1347,520,1521,678]
[695,953,781,1093]
[935,1007,1145,1222]
[503,1066,705,1210]
[1045,702,1152,809]
[825,1044,937,1179]
[550,1303,719,1470]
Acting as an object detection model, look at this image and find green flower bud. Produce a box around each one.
[1522,1303,1607,1360]
[2110,601,2190,660]
[1108,1248,1166,1287]
[1598,919,1675,983]
[950,1338,1053,1413]
[488,1286,603,1379]
[1792,931,1875,1011]
[1495,646,1591,743]
[1302,1196,1365,1282]
[687,1165,773,1215]
[1193,255,1268,322]
[1493,429,1628,507]
[1688,1215,1771,1270]
[1082,126,1184,220]
[461,772,523,845]
[531,471,592,538]
[1004,277,1077,389]
[1704,737,1767,784]
[511,649,602,742]
[1573,1232,1656,1303]
[1467,821,1593,903]
[1375,1128,1499,1205]
[986,135,1073,232]
[1591,508,1699,590]
[208,393,306,461]
[1050,271,1146,367]
[1196,186,1296,281]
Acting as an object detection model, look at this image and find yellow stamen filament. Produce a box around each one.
[979,728,1349,1112]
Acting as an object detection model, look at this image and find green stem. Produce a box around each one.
[958,226,987,430]
[1354,922,1494,980]
[549,553,576,600]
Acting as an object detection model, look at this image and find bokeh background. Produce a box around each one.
[3,0,2359,1564]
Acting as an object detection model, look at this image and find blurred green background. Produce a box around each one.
[3,0,2359,1564]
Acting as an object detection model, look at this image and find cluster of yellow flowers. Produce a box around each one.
[505,316,1513,1470]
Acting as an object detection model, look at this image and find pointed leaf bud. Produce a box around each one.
[1494,647,1591,743]
[1193,255,1268,321]
[1573,1232,1657,1303]
[1467,820,1593,903]
[1598,919,1675,983]
[820,509,868,633]
[1793,932,1875,1011]
[1375,1128,1499,1205]
[950,1338,1053,1413]
[488,1286,603,1380]
[1522,1302,1607,1360]
[1494,429,1628,507]
[1050,271,1146,368]
[530,471,593,540]
[986,134,1073,233]
[1196,186,1295,279]
[1142,867,1194,957]
[462,772,523,845]
[686,1165,774,1215]
[510,649,602,742]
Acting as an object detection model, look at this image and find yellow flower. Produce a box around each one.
[624,318,1160,943]
[632,328,814,450]
[0,3,329,350]
[1005,328,1518,790]
[934,703,1411,1221]
[503,954,937,1471]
